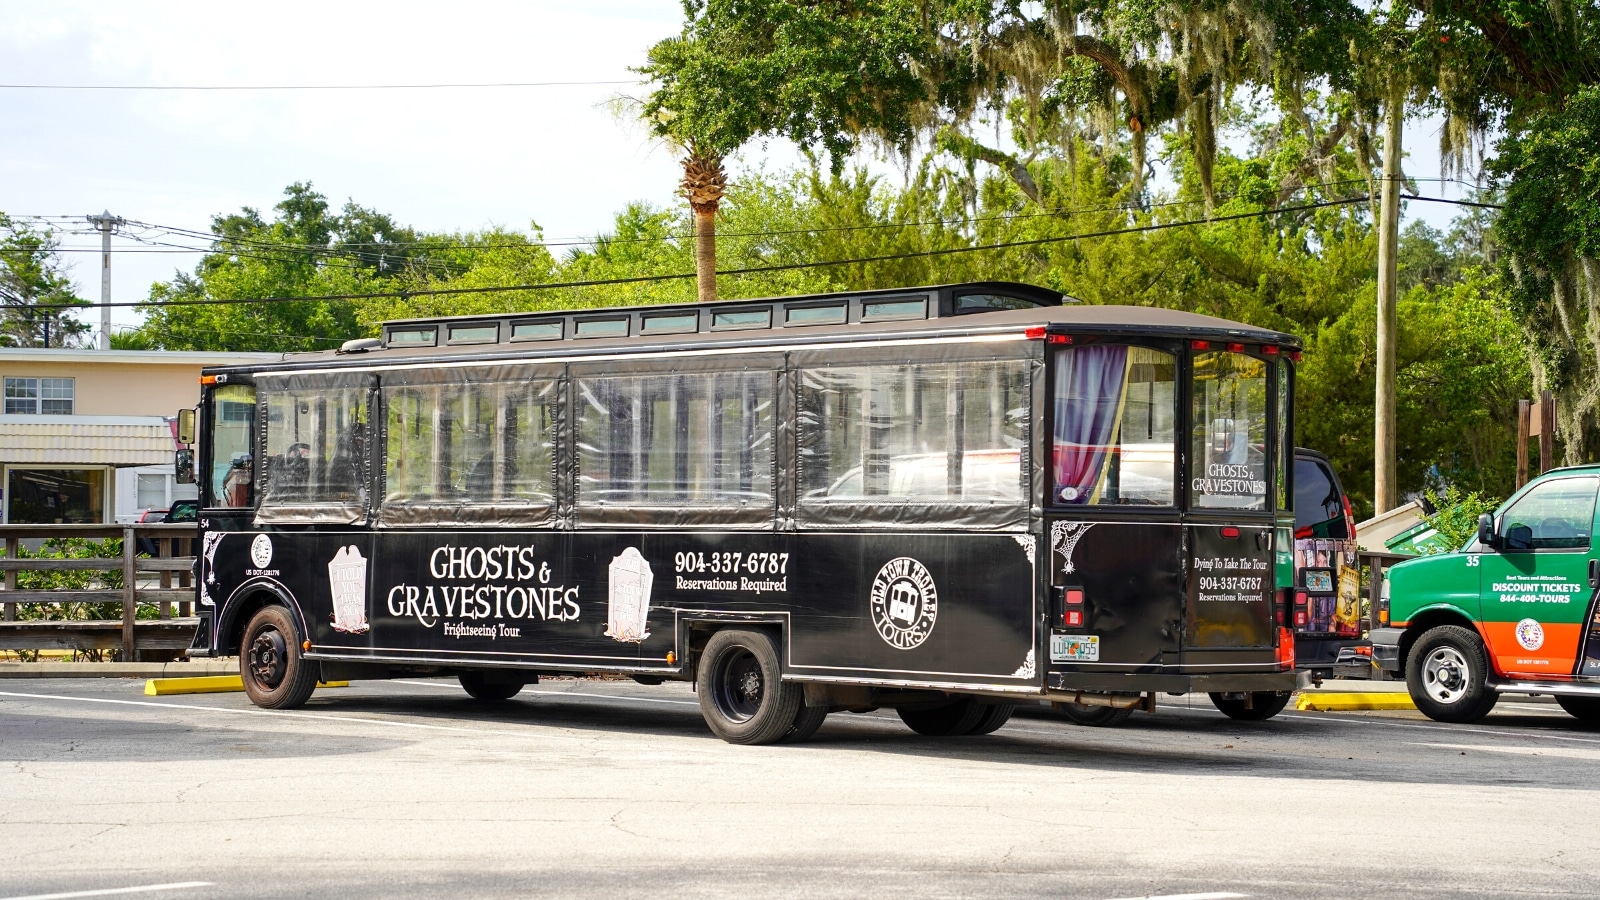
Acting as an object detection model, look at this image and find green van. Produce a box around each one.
[1372,466,1600,723]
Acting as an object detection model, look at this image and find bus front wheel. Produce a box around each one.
[1209,691,1291,721]
[1406,625,1498,723]
[696,628,807,745]
[240,605,318,710]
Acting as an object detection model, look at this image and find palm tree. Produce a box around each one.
[679,143,728,303]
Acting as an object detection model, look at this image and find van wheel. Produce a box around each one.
[1555,695,1600,723]
[1209,691,1291,721]
[240,605,318,710]
[1406,625,1498,723]
[897,697,986,736]
[1058,702,1136,727]
[696,629,806,745]
[459,672,523,702]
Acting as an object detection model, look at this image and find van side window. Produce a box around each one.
[1498,476,1600,551]
[1293,458,1347,539]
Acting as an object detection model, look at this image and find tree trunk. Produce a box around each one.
[694,207,717,304]
[1374,94,1404,514]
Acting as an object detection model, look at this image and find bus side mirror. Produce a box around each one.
[1476,512,1499,549]
[175,448,195,485]
[176,408,196,445]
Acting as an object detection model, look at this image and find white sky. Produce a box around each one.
[0,1,1472,341]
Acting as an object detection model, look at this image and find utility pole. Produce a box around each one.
[1373,96,1403,515]
[85,211,124,350]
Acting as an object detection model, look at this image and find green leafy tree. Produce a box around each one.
[0,214,91,348]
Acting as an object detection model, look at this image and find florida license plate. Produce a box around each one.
[1050,633,1099,662]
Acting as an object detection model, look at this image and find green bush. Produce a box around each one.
[1421,486,1502,553]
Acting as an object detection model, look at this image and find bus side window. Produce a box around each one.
[257,378,369,521]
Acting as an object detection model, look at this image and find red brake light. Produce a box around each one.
[1025,326,1046,340]
[1047,334,1072,344]
[1065,589,1084,605]
[1276,627,1295,669]
[1226,342,1246,353]
[1221,526,1240,538]
[1065,609,1083,626]
[1343,495,1357,541]
[1289,350,1302,362]
[1295,611,1307,626]
[1191,340,1210,350]
[1294,591,1308,607]
[1262,345,1280,355]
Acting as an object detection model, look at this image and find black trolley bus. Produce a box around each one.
[180,281,1301,743]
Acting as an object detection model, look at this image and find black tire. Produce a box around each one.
[784,705,830,743]
[966,703,1015,735]
[696,628,806,745]
[1555,695,1600,723]
[458,672,524,702]
[1406,625,1499,723]
[1209,691,1291,721]
[1058,702,1136,727]
[240,605,318,710]
[896,697,987,736]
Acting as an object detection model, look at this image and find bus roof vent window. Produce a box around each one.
[386,327,437,348]
[711,308,772,330]
[448,324,499,345]
[574,318,629,339]
[641,313,700,335]
[511,321,563,342]
[861,298,927,321]
[954,292,1046,313]
[785,303,846,326]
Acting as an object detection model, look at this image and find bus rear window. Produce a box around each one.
[1294,458,1347,539]
[1189,351,1268,510]
[1051,345,1176,506]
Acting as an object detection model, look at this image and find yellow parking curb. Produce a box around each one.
[1296,692,1416,711]
[143,675,349,696]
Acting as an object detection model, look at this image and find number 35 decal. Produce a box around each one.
[1465,555,1480,567]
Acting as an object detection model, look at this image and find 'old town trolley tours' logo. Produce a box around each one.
[870,557,938,650]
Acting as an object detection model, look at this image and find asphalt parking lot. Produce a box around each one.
[3,677,1598,900]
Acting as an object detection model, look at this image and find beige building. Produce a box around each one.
[0,348,279,524]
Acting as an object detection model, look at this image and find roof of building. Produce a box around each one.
[0,415,176,466]
[0,348,283,366]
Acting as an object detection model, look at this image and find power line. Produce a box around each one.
[0,79,639,91]
[28,196,1370,310]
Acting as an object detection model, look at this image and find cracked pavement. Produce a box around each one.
[2,678,1598,898]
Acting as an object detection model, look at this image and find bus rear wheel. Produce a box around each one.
[1406,625,1498,723]
[240,605,318,710]
[458,672,524,702]
[696,628,807,745]
[1555,695,1600,723]
[1209,691,1291,721]
[897,697,1008,736]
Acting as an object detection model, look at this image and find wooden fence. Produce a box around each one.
[0,523,199,661]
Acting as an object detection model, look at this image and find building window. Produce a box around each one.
[136,473,167,510]
[4,377,74,415]
[6,468,107,524]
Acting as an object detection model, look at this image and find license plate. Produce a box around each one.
[1050,633,1099,662]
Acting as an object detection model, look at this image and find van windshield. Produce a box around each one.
[1189,351,1268,510]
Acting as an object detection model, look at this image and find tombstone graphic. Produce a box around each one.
[606,547,653,643]
[888,580,920,624]
[327,545,369,634]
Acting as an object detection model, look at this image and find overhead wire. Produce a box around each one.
[0,80,639,91]
[26,195,1375,310]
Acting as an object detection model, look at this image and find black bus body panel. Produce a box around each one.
[202,529,1041,689]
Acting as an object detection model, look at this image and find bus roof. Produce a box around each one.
[203,281,1301,375]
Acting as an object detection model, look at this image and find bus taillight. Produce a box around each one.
[1063,588,1084,626]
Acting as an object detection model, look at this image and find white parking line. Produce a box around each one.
[1101,892,1247,900]
[1408,741,1600,761]
[0,882,213,900]
[1100,883,1248,890]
